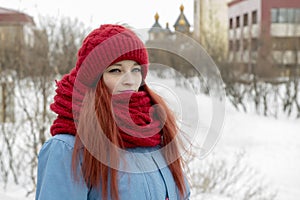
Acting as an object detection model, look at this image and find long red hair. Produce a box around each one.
[72,78,187,200]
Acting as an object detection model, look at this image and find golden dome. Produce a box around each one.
[179,18,185,25]
[180,4,184,12]
[155,12,159,21]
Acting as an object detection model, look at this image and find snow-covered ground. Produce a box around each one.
[149,73,300,200]
[0,183,32,200]
[1,73,299,199]
[218,105,300,200]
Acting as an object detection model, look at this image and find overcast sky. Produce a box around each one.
[0,0,194,30]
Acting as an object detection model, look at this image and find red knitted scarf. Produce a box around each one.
[112,91,163,148]
[50,73,162,148]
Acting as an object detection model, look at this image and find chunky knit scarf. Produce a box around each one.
[112,91,163,148]
[50,73,162,148]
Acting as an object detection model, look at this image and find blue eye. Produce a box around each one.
[132,68,141,73]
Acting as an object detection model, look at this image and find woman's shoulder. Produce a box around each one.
[48,134,75,148]
[36,134,89,199]
[39,134,76,156]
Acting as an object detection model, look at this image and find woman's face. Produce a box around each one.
[103,60,142,94]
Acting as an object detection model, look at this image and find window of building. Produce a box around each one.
[272,8,300,23]
[243,39,248,50]
[251,38,258,51]
[271,9,278,23]
[287,9,295,22]
[236,39,240,51]
[252,10,257,24]
[272,37,300,51]
[295,9,300,23]
[229,18,233,29]
[236,16,240,28]
[0,82,15,123]
[272,37,282,50]
[229,40,234,51]
[243,13,248,26]
[278,8,288,23]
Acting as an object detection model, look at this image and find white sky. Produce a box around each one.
[0,0,194,30]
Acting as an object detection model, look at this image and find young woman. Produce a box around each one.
[35,24,190,200]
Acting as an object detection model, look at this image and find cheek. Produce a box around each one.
[103,75,118,94]
[135,74,142,87]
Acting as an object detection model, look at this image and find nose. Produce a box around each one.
[122,72,135,85]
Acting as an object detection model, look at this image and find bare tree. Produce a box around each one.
[221,20,300,119]
[37,15,90,75]
[188,151,277,200]
[0,15,89,195]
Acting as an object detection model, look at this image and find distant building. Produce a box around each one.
[148,4,191,42]
[148,12,172,41]
[0,7,36,49]
[147,5,195,75]
[0,7,44,123]
[174,4,191,34]
[228,0,300,79]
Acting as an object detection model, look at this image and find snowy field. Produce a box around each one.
[211,101,300,200]
[0,73,300,200]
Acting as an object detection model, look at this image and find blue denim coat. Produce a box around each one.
[36,134,190,200]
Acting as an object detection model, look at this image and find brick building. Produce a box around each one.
[228,0,300,79]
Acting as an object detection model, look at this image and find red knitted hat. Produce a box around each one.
[76,24,148,86]
[50,24,149,136]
